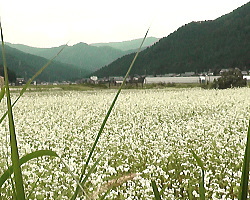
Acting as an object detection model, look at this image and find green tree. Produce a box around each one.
[213,68,247,89]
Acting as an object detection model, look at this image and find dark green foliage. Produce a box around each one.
[93,2,250,77]
[0,64,16,82]
[212,68,247,89]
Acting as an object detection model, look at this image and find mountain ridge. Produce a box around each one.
[91,37,159,51]
[6,37,159,74]
[92,2,250,77]
[0,45,89,82]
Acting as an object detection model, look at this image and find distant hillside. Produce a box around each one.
[7,42,129,73]
[0,46,89,82]
[93,2,250,77]
[91,37,159,51]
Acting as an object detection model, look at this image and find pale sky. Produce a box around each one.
[0,0,249,48]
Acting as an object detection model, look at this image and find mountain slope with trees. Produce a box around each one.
[7,38,159,74]
[0,46,89,82]
[93,2,250,77]
[6,43,125,73]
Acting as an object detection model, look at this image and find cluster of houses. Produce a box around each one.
[77,75,146,87]
[77,69,250,85]
[1,69,249,88]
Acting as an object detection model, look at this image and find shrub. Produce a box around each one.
[212,68,247,89]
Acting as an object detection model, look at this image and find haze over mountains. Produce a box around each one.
[91,37,159,51]
[1,2,249,82]
[0,45,86,82]
[5,37,158,80]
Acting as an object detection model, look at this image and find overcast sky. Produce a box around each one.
[0,0,249,48]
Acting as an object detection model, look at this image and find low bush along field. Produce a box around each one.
[0,88,250,199]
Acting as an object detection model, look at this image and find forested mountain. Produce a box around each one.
[7,37,159,74]
[7,43,126,73]
[93,2,250,77]
[0,46,89,82]
[6,43,126,73]
[91,37,159,51]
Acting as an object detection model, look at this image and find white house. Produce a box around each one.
[243,75,250,82]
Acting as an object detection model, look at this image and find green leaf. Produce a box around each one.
[0,150,59,187]
[81,152,105,186]
[190,150,204,170]
[151,180,162,200]
[199,169,205,200]
[0,86,5,102]
[58,158,85,195]
[1,20,25,199]
[70,153,105,199]
[191,150,205,200]
[239,120,250,200]
[26,173,43,199]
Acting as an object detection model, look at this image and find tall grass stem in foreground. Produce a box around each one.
[1,20,26,199]
[239,120,250,200]
[71,28,150,199]
[0,21,78,199]
[0,44,67,124]
[151,180,162,200]
[0,86,5,102]
[191,149,205,200]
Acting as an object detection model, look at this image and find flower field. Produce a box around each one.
[0,87,250,199]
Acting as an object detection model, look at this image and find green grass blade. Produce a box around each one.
[151,180,162,200]
[26,173,43,199]
[9,177,17,200]
[58,158,86,196]
[19,46,66,96]
[191,149,204,170]
[1,20,25,199]
[191,149,205,200]
[0,149,86,198]
[81,152,105,185]
[0,86,5,102]
[71,28,150,199]
[0,150,58,187]
[199,169,205,200]
[239,120,250,200]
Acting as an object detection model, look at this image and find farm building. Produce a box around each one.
[15,78,25,86]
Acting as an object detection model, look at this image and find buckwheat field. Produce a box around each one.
[1,87,250,199]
